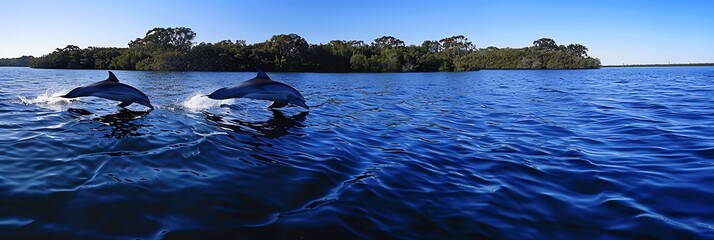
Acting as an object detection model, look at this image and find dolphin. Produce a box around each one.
[62,71,153,110]
[207,69,308,109]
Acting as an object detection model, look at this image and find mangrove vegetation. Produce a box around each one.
[0,56,34,66]
[27,27,600,72]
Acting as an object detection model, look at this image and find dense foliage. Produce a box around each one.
[29,27,600,71]
[0,56,34,66]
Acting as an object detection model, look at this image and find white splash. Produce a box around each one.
[18,90,74,110]
[182,93,234,111]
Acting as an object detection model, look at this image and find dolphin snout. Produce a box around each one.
[294,100,309,109]
[207,88,230,100]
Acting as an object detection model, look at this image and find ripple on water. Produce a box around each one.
[1,68,714,238]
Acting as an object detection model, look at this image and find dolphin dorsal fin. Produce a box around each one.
[256,68,270,79]
[107,71,119,82]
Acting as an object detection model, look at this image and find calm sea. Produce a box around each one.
[1,67,713,239]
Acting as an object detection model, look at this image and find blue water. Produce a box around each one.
[1,67,713,239]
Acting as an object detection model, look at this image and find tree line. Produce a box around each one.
[0,56,34,66]
[28,27,600,72]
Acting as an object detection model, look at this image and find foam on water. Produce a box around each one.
[3,67,714,239]
[181,93,234,111]
[17,89,74,110]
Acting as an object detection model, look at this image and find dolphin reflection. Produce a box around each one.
[204,109,308,138]
[67,108,150,139]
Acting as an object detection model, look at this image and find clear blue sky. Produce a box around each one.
[1,0,712,65]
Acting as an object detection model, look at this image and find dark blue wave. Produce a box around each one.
[1,67,713,239]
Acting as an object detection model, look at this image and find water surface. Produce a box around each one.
[1,67,713,239]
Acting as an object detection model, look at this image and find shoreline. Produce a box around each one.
[5,66,605,72]
[8,64,713,72]
[602,63,714,68]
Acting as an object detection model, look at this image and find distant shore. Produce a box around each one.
[8,64,714,71]
[21,27,601,72]
[602,63,714,68]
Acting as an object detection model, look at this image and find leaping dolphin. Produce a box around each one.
[62,71,153,110]
[207,69,308,109]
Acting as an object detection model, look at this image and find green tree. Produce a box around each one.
[439,35,474,57]
[266,33,309,71]
[28,28,601,72]
[421,40,441,53]
[129,27,196,51]
[350,53,369,72]
[566,44,589,57]
[1,56,34,66]
[533,38,558,52]
[372,36,405,48]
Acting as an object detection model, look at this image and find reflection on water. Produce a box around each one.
[67,108,93,116]
[204,109,308,138]
[67,108,151,139]
[2,68,714,239]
